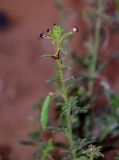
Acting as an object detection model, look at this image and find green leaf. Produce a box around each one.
[68,96,79,108]
[19,140,34,146]
[46,76,59,83]
[83,145,104,159]
[46,139,54,153]
[41,54,53,58]
[111,95,119,108]
[40,94,51,129]
[60,97,79,117]
[72,106,89,116]
[74,138,96,150]
[67,77,82,89]
[115,153,119,160]
[80,54,93,68]
[115,0,119,11]
[79,156,87,160]
[47,127,65,133]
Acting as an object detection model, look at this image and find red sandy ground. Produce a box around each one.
[0,0,119,160]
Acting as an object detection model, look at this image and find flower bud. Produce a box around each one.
[40,32,46,38]
[72,26,79,33]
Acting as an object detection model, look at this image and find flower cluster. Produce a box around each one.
[40,24,78,39]
[40,24,79,60]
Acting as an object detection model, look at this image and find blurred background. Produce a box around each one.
[0,0,119,160]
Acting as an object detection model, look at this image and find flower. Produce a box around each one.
[47,29,50,33]
[39,25,78,40]
[72,26,79,33]
[40,32,46,38]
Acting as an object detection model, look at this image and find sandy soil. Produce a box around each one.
[0,0,119,160]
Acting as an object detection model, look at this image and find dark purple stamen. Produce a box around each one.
[75,26,79,32]
[51,53,60,60]
[53,23,56,26]
[51,55,55,59]
[47,29,50,33]
[40,32,46,38]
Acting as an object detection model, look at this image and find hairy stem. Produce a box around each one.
[56,59,76,160]
[41,151,47,160]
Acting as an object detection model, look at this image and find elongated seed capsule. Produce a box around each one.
[40,93,52,129]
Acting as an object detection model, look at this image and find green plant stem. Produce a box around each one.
[41,151,47,160]
[89,153,94,160]
[41,152,54,160]
[88,1,102,97]
[56,59,76,160]
[48,154,55,160]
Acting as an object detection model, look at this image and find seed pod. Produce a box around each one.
[40,94,51,129]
